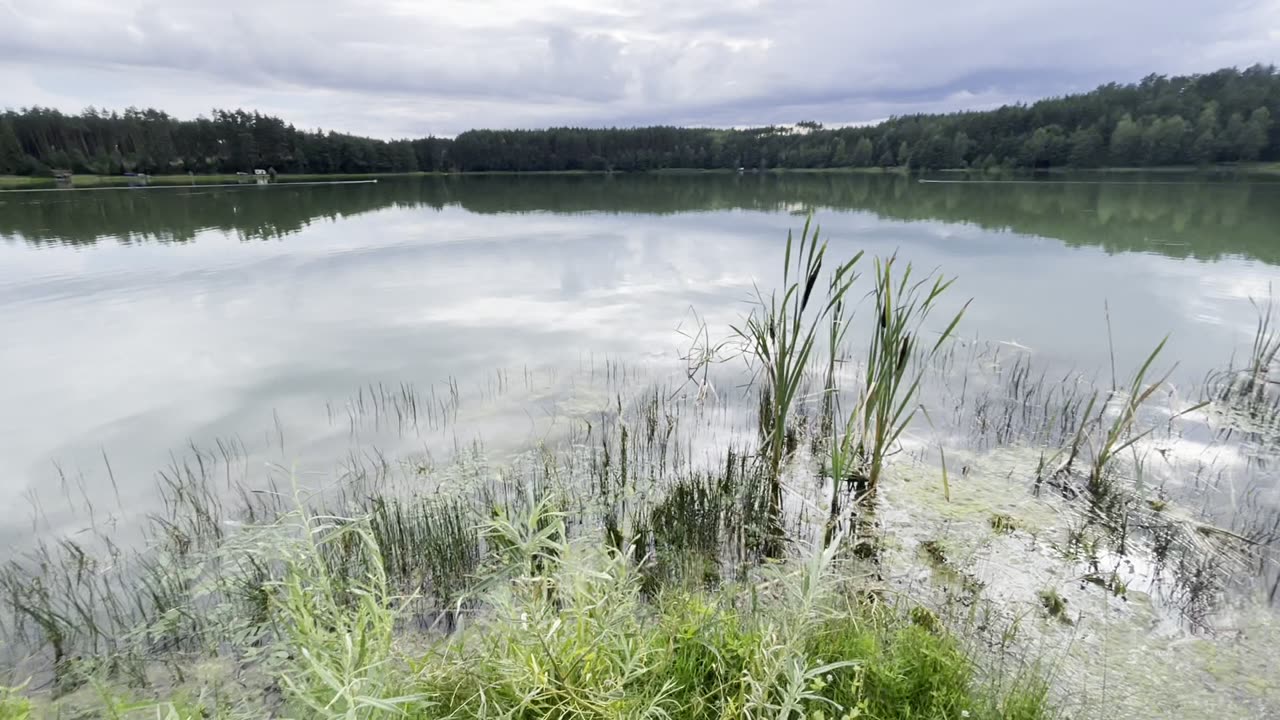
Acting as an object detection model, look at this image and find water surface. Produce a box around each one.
[1,173,1277,542]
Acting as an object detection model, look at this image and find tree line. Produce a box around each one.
[8,174,1277,266]
[1,64,1277,176]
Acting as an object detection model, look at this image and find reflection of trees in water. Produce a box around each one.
[3,175,1278,265]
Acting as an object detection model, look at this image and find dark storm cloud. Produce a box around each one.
[0,0,1276,137]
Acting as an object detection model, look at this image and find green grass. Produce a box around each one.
[320,502,1047,720]
[9,495,1051,720]
[0,683,32,719]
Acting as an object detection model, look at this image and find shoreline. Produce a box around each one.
[2,162,1276,191]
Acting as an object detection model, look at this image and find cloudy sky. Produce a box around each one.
[2,0,1278,138]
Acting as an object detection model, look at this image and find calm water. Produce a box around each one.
[1,173,1278,543]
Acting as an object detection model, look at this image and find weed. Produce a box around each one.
[990,514,1019,535]
[1038,589,1070,623]
[920,540,951,567]
[0,682,31,720]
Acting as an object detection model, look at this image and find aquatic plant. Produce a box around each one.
[849,256,968,493]
[733,217,860,553]
[823,255,967,543]
[1209,286,1280,433]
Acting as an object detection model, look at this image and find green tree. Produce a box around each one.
[1068,127,1105,167]
[830,138,849,166]
[0,119,25,174]
[878,148,895,167]
[951,132,972,167]
[1240,107,1271,161]
[232,130,257,171]
[897,141,911,169]
[1222,112,1248,160]
[1142,116,1188,165]
[1191,129,1219,164]
[1195,101,1220,137]
[1110,114,1144,166]
[914,136,952,169]
[1022,125,1068,167]
[850,137,874,166]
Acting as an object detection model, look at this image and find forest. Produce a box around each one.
[1,64,1276,176]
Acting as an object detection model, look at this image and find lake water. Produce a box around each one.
[4,173,1280,715]
[1,173,1278,543]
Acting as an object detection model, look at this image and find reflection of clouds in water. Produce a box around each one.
[1129,257,1274,345]
[1,195,1276,539]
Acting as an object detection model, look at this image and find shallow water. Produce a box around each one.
[1,173,1277,542]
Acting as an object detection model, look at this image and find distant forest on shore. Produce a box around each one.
[1,64,1277,176]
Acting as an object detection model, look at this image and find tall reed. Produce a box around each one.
[734,217,860,552]
[824,256,967,543]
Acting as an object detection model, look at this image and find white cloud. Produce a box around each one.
[0,0,1276,137]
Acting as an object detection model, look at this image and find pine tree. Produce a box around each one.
[0,119,26,174]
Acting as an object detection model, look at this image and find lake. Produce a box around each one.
[4,173,1280,715]
[1,173,1278,542]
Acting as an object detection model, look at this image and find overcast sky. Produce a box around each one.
[2,0,1278,138]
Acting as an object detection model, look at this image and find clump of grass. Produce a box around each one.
[1232,286,1280,407]
[1038,589,1070,623]
[1086,337,1185,498]
[1208,285,1280,432]
[639,472,728,589]
[1039,336,1203,502]
[857,256,969,492]
[1082,571,1128,598]
[920,539,951,567]
[908,605,942,633]
[734,216,860,553]
[270,502,417,719]
[824,255,967,543]
[2,462,1053,720]
[0,682,31,720]
[412,515,1050,720]
[366,495,481,620]
[990,514,1019,535]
